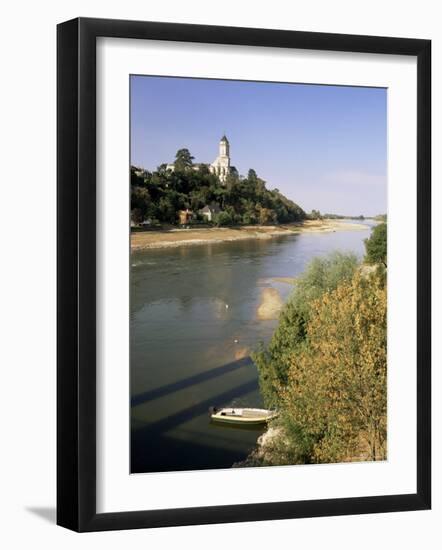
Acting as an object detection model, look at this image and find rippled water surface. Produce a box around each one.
[130,222,375,473]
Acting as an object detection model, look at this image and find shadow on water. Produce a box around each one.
[131,356,252,407]
[209,420,264,432]
[131,433,246,473]
[132,377,258,439]
[131,373,260,473]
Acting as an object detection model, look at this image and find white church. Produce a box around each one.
[208,135,231,183]
[166,135,231,184]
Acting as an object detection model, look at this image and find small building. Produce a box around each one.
[165,163,202,173]
[199,203,221,222]
[178,209,193,225]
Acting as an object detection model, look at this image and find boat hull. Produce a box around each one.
[210,407,277,426]
[211,416,269,426]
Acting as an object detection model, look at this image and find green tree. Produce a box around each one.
[131,208,143,224]
[131,186,154,220]
[130,162,306,226]
[157,196,176,224]
[131,167,147,187]
[242,212,256,225]
[281,271,387,464]
[364,223,387,267]
[308,209,322,220]
[247,269,387,467]
[253,252,358,408]
[174,148,194,171]
[225,171,239,190]
[230,166,239,178]
[247,168,258,181]
[257,207,277,225]
[215,211,233,226]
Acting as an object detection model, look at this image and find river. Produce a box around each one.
[130,221,375,473]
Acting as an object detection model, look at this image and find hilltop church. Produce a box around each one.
[166,135,232,184]
[208,135,231,183]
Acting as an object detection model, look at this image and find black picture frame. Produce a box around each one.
[57,17,431,532]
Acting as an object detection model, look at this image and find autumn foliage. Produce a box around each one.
[250,253,387,467]
[281,271,387,463]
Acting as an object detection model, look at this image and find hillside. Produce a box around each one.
[131,149,306,227]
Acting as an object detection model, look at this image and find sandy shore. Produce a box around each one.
[131,219,369,251]
[256,287,284,320]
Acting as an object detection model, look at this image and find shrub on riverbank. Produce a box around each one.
[364,222,387,267]
[249,251,387,466]
[252,252,359,409]
[281,271,386,463]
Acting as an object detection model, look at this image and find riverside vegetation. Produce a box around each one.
[131,148,306,226]
[243,223,388,466]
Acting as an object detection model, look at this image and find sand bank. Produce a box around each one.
[131,220,369,251]
[256,288,284,320]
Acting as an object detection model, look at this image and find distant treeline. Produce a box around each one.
[322,213,366,220]
[309,211,386,221]
[131,148,306,226]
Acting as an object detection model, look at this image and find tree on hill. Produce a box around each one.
[308,209,322,220]
[130,157,306,226]
[131,208,143,224]
[247,168,258,180]
[364,222,387,267]
[174,148,194,171]
[131,166,148,187]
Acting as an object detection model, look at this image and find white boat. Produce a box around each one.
[209,407,278,426]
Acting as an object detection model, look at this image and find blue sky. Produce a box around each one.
[131,76,387,216]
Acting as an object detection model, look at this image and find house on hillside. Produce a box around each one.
[199,203,221,222]
[178,209,193,225]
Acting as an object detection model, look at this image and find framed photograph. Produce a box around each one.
[57,17,431,532]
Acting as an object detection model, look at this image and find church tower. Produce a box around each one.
[210,135,231,184]
[219,135,229,157]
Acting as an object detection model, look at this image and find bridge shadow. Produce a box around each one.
[131,432,250,473]
[131,377,263,473]
[131,377,258,440]
[131,356,253,407]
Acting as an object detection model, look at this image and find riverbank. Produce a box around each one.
[131,219,369,251]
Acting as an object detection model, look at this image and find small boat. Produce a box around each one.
[209,407,278,426]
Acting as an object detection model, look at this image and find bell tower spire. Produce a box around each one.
[209,134,231,184]
[219,134,230,157]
